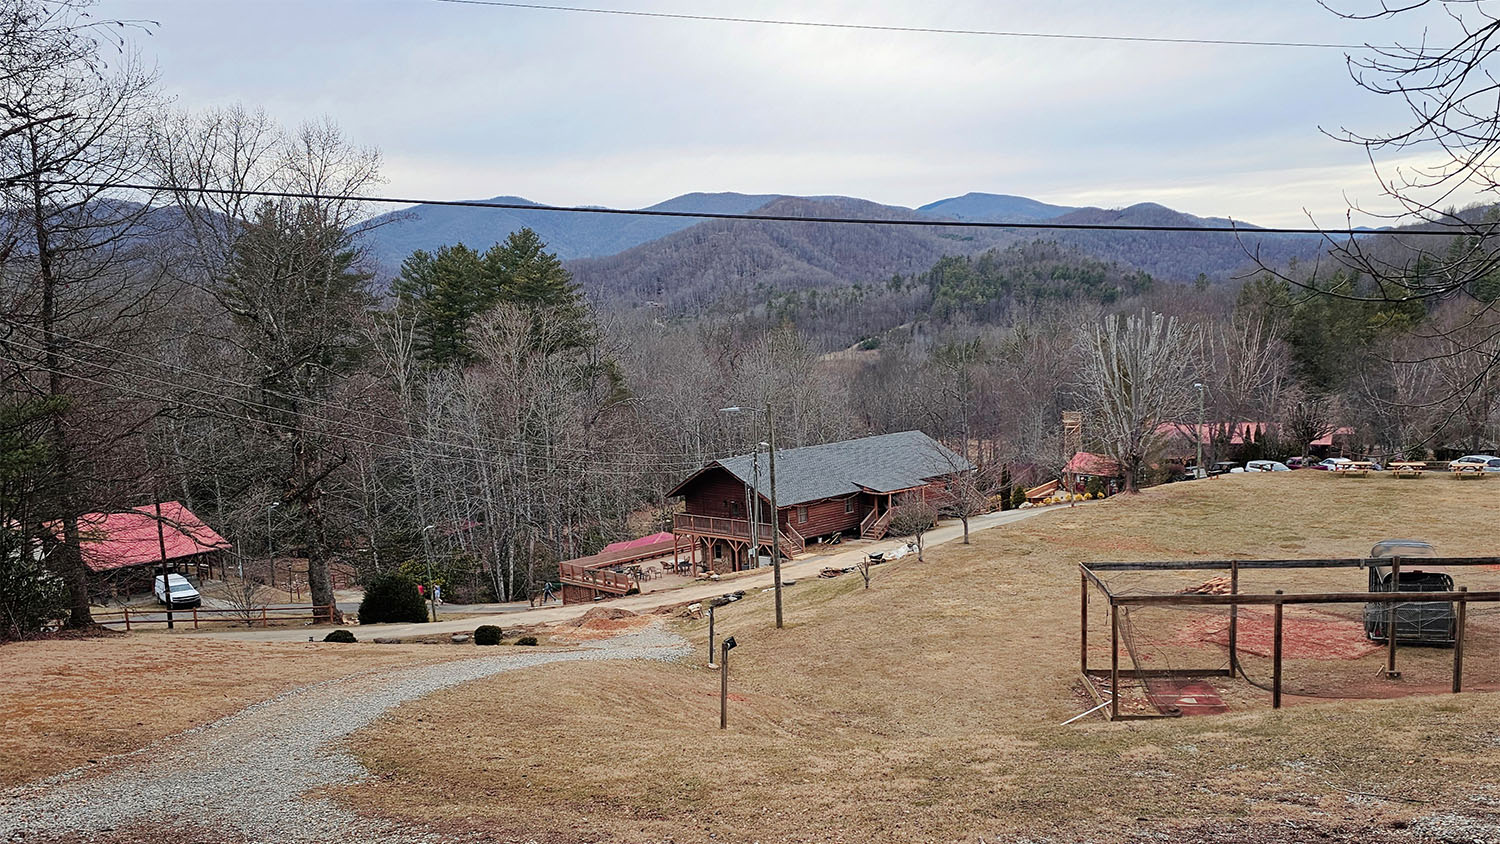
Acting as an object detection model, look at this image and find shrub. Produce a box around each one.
[358,572,429,624]
[323,629,356,643]
[474,624,503,646]
[1009,485,1026,510]
[625,585,640,596]
[515,635,539,646]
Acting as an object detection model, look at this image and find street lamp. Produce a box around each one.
[1193,382,1205,478]
[266,502,280,588]
[721,405,783,629]
[421,524,438,622]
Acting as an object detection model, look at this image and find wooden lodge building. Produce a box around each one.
[668,430,974,573]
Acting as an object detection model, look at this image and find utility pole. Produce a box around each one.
[749,441,761,569]
[720,405,782,629]
[421,524,439,622]
[154,498,173,630]
[266,502,279,589]
[1194,382,1205,476]
[766,400,782,629]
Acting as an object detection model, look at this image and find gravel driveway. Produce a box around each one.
[0,625,687,843]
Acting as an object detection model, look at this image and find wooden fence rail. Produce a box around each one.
[92,604,336,630]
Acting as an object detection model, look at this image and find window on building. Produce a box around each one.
[844,498,855,514]
[798,506,808,524]
[729,500,742,518]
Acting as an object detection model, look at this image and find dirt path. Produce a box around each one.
[0,626,687,843]
[193,505,1064,644]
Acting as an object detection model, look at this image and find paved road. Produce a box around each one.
[0,626,686,844]
[190,505,1066,643]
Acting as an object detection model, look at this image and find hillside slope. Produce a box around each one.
[347,473,1500,843]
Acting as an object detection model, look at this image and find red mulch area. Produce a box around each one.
[1146,680,1229,716]
[1174,608,1381,660]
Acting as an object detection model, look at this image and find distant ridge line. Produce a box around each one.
[49,180,1437,238]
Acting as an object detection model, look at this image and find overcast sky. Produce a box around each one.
[97,0,1463,226]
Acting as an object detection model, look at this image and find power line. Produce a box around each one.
[431,0,1382,51]
[46,179,1468,238]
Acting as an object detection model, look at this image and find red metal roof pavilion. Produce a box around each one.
[72,501,231,573]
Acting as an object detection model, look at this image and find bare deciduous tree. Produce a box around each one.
[1078,310,1199,492]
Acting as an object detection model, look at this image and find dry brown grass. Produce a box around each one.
[0,635,463,787]
[344,473,1500,842]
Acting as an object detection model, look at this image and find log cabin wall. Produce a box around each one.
[783,494,864,539]
[681,468,756,519]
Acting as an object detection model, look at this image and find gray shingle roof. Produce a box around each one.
[713,431,973,507]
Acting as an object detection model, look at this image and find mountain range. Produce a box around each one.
[356,190,1330,308]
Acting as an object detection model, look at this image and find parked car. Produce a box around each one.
[153,573,201,609]
[1235,460,1291,472]
[1207,461,1239,476]
[1314,457,1352,471]
[1448,454,1500,472]
[1284,456,1313,469]
[1363,539,1456,646]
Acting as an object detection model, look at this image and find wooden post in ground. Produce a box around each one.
[1386,558,1402,678]
[719,642,731,729]
[1272,590,1284,709]
[1080,570,1088,674]
[1228,559,1239,678]
[1109,602,1120,721]
[1454,586,1468,693]
[123,607,131,632]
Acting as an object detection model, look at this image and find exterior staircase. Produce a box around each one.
[860,508,893,541]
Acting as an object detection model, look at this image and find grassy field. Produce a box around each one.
[343,472,1500,843]
[0,635,465,788]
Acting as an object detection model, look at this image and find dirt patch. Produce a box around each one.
[553,606,653,641]
[1146,679,1230,716]
[1173,608,1382,660]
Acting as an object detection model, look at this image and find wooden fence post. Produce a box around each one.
[1109,602,1119,721]
[1080,570,1088,674]
[1453,586,1468,694]
[192,606,199,630]
[123,607,131,632]
[1272,590,1284,709]
[261,606,268,628]
[1228,560,1239,678]
[1386,557,1401,678]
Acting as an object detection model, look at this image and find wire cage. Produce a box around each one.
[1078,552,1500,720]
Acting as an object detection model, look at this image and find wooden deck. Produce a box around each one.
[673,513,804,556]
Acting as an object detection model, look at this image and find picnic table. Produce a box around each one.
[1333,461,1374,477]
[1452,464,1489,480]
[1389,461,1427,478]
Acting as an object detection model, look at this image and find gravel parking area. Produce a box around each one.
[0,625,687,843]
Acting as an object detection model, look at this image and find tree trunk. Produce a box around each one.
[32,172,93,628]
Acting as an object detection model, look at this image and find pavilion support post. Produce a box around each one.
[1109,601,1119,721]
[1272,590,1284,709]
[1080,570,1089,674]
[1228,560,1239,678]
[1453,586,1468,693]
[1386,558,1402,678]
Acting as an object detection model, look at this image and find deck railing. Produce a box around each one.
[673,513,803,556]
[558,561,634,594]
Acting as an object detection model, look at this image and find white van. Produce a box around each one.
[153,573,201,609]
